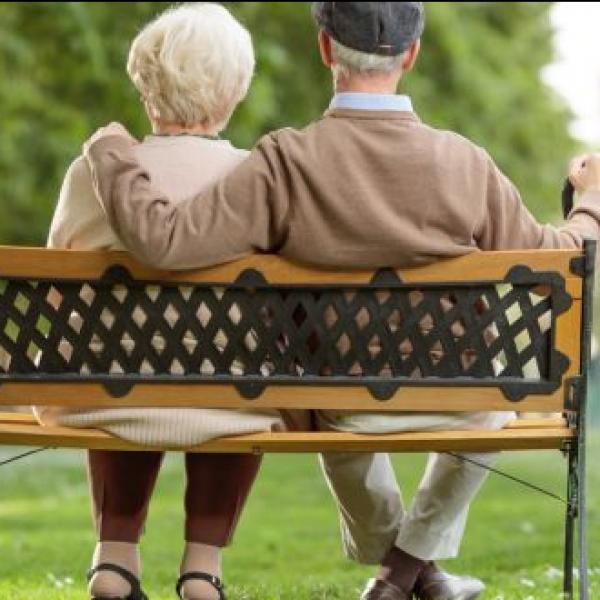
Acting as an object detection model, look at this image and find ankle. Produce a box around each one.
[179,543,222,600]
[93,541,140,575]
[419,561,441,578]
[180,542,222,576]
[89,541,140,598]
[377,546,427,593]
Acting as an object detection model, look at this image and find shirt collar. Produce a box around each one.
[329,92,413,112]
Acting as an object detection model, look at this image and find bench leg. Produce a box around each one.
[577,430,589,600]
[575,237,594,600]
[563,435,589,600]
[563,446,577,599]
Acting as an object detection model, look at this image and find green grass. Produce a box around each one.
[0,441,599,599]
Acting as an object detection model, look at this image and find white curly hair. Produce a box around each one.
[127,3,255,131]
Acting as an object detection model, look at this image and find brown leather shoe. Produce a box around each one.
[413,569,485,600]
[360,578,412,600]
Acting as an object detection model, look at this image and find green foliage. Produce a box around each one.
[0,1,575,245]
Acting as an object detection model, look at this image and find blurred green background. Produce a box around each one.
[0,1,577,245]
[1,0,599,428]
[0,3,599,598]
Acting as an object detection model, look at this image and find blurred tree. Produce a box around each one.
[0,1,575,245]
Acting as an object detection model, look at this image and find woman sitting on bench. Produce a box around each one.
[33,5,306,599]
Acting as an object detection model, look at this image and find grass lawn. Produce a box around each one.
[0,438,598,600]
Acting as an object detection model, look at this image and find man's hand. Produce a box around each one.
[569,153,600,193]
[83,122,138,156]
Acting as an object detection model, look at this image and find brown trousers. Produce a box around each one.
[88,450,262,546]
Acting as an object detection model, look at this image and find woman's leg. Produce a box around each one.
[179,452,262,599]
[88,449,164,597]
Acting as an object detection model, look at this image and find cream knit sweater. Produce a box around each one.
[33,135,300,446]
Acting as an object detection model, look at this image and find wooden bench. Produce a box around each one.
[0,243,595,599]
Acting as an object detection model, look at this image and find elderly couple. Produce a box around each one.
[36,2,600,600]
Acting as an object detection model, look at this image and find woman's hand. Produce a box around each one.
[569,153,600,193]
[83,122,138,155]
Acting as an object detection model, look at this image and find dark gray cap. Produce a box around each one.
[312,2,425,56]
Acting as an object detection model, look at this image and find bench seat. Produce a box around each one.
[0,412,572,454]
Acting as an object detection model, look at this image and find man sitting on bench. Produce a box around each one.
[81,2,600,599]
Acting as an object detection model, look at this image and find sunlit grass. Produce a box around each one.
[0,439,599,599]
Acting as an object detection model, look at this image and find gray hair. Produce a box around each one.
[331,38,405,79]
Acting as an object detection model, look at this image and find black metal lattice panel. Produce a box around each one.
[0,265,572,401]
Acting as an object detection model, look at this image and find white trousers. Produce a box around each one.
[318,410,515,564]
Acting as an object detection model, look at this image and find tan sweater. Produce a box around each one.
[35,135,294,446]
[83,108,598,436]
[86,108,600,271]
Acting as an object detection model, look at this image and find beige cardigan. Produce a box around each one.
[34,135,299,446]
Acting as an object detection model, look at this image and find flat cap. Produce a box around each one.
[312,2,425,56]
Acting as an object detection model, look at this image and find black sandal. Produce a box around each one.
[176,572,226,600]
[87,563,149,600]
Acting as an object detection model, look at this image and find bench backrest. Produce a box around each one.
[0,244,594,415]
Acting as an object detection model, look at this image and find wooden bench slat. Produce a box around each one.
[0,412,37,424]
[0,421,573,454]
[507,417,567,429]
[0,384,566,412]
[0,247,582,295]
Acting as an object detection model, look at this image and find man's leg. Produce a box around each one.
[395,450,496,559]
[320,449,494,597]
[319,452,404,565]
[363,450,496,599]
[319,411,513,598]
